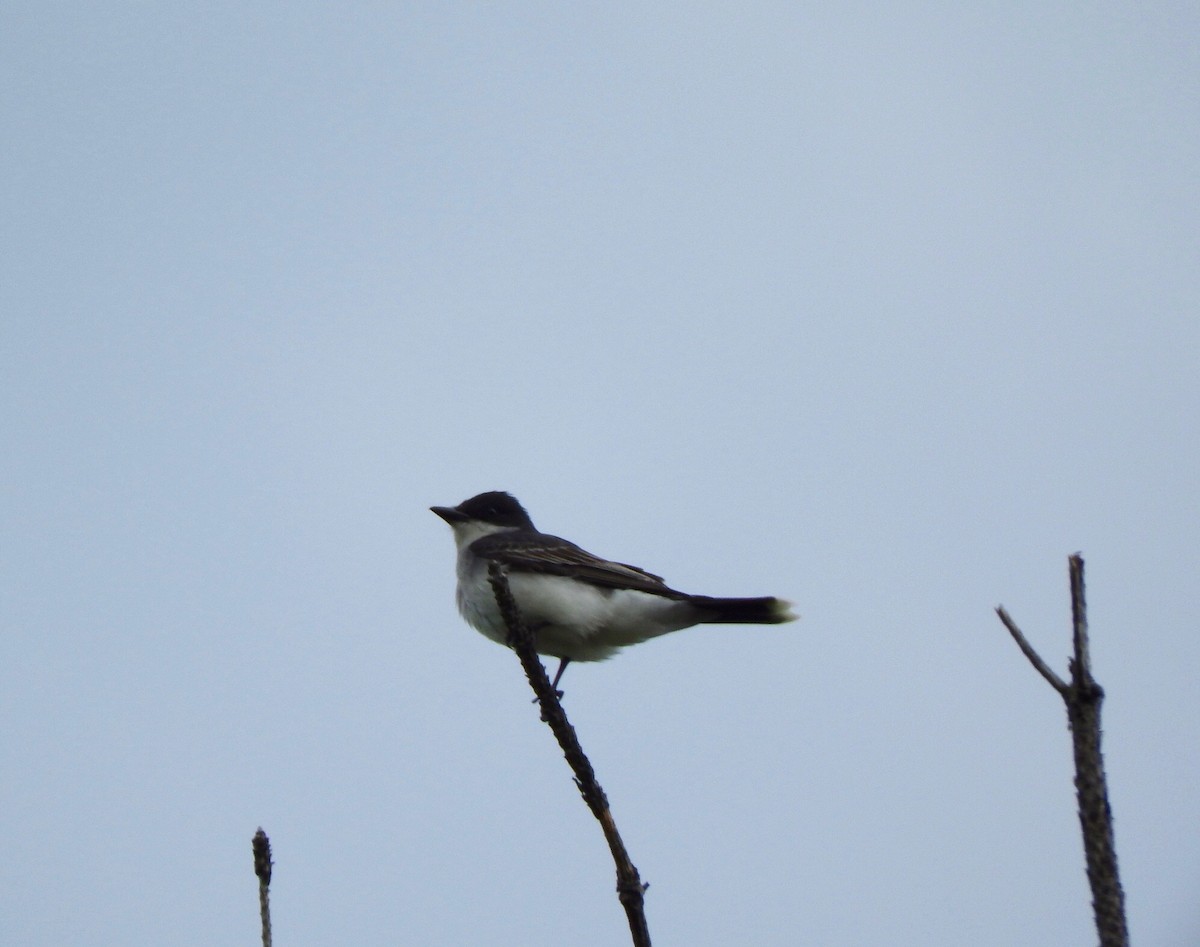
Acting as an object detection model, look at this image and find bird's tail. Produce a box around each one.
[689,595,798,625]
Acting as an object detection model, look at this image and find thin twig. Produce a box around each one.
[252,828,273,947]
[487,563,651,947]
[1069,554,1093,681]
[996,555,1128,947]
[994,606,1069,694]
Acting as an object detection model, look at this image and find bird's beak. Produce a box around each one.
[430,505,468,524]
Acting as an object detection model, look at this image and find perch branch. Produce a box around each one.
[488,562,651,947]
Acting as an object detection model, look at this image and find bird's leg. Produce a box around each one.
[550,657,571,697]
[531,657,571,703]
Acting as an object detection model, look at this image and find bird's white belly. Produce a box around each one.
[455,557,696,662]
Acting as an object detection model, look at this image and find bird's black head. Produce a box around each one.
[432,491,536,530]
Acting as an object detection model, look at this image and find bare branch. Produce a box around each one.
[487,563,651,947]
[994,605,1069,694]
[252,828,273,947]
[996,556,1128,947]
[1062,555,1126,947]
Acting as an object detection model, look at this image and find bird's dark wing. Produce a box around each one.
[471,531,688,599]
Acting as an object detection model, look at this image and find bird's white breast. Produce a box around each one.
[454,546,698,661]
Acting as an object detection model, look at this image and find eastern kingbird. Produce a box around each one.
[431,491,797,689]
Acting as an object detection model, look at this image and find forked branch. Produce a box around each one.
[995,554,1128,947]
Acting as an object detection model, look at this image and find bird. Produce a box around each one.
[431,491,797,690]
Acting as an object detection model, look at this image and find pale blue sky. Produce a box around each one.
[2,4,1197,945]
